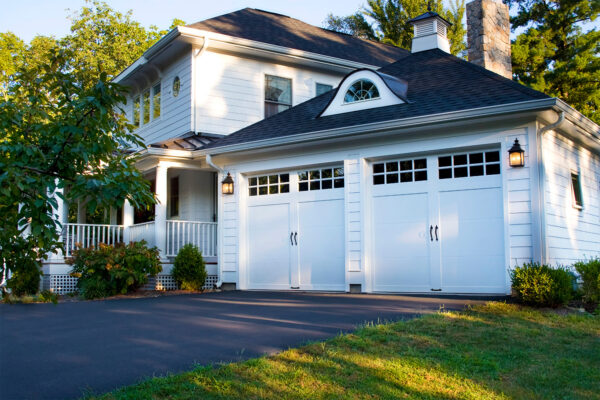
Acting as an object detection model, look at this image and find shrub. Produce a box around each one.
[510,263,574,307]
[68,241,161,299]
[172,244,207,291]
[7,257,41,297]
[573,258,600,304]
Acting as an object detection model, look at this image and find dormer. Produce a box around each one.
[408,11,452,53]
[319,69,408,117]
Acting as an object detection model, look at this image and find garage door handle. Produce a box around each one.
[294,232,298,245]
[429,225,433,241]
[290,232,294,245]
[435,225,439,241]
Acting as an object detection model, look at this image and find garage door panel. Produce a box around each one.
[298,199,345,290]
[438,188,505,292]
[247,203,291,289]
[372,193,431,291]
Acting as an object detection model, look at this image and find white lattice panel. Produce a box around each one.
[155,275,179,291]
[48,274,78,295]
[203,275,219,290]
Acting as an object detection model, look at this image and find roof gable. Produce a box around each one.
[187,8,409,67]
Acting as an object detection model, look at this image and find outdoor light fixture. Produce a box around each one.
[221,172,234,195]
[508,138,525,167]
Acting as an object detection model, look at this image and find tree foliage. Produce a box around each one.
[0,49,156,291]
[508,0,600,123]
[324,0,467,56]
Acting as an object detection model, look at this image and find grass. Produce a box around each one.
[90,302,599,400]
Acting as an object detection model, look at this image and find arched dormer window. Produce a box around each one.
[344,79,380,103]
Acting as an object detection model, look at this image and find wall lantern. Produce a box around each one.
[221,172,234,195]
[508,139,525,167]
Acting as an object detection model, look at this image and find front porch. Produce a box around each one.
[44,158,220,294]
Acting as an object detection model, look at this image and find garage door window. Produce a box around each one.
[299,167,344,191]
[249,174,290,196]
[373,158,427,185]
[438,151,500,180]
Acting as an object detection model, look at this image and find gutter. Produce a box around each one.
[200,97,559,156]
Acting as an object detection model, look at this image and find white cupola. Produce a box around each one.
[408,9,452,54]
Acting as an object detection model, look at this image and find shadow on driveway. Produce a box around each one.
[0,291,500,399]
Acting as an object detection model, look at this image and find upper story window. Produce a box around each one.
[344,79,380,103]
[172,76,180,97]
[316,83,333,96]
[265,75,292,118]
[571,172,583,209]
[132,82,161,129]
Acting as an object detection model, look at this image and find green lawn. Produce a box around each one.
[91,303,599,400]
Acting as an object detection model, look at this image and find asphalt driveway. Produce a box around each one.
[0,291,497,399]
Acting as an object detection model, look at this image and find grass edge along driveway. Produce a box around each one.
[89,303,599,400]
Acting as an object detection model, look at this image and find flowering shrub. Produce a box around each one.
[68,241,161,299]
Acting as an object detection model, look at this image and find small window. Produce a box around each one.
[142,90,150,124]
[344,79,380,103]
[571,173,583,209]
[172,76,181,97]
[152,83,161,119]
[265,75,292,118]
[438,151,501,180]
[248,173,290,196]
[170,176,179,217]
[133,96,140,127]
[298,167,344,191]
[373,158,427,185]
[316,83,333,96]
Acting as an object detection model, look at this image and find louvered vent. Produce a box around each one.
[415,20,435,37]
[437,22,447,37]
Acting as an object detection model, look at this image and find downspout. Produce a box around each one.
[537,110,565,264]
[206,154,224,288]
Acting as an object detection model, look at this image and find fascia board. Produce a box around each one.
[200,98,558,156]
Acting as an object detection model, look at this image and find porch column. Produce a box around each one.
[154,164,168,259]
[51,181,68,260]
[123,200,134,242]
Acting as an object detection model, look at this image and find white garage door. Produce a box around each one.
[371,150,506,294]
[246,167,345,291]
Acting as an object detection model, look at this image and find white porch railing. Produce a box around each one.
[63,223,124,257]
[166,220,217,257]
[128,221,156,247]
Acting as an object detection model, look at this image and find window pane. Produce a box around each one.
[486,164,500,175]
[373,175,385,185]
[386,173,399,184]
[454,167,468,178]
[469,153,483,164]
[299,182,308,191]
[400,172,413,182]
[470,165,484,176]
[143,90,150,124]
[280,184,289,193]
[438,156,452,167]
[439,168,452,179]
[249,187,257,196]
[322,169,332,179]
[310,181,320,190]
[152,83,161,119]
[258,186,268,195]
[454,154,468,165]
[485,151,500,162]
[373,163,384,174]
[310,170,320,180]
[249,177,257,186]
[280,174,289,183]
[571,173,583,207]
[316,83,333,96]
[415,171,427,181]
[400,160,412,171]
[334,168,344,177]
[264,102,290,118]
[414,159,427,169]
[322,180,332,189]
[265,75,292,104]
[298,172,308,181]
[258,176,268,185]
[334,178,344,188]
[269,185,278,194]
[269,175,278,184]
[133,97,140,126]
[387,162,399,172]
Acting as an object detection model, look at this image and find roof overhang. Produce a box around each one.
[202,98,600,158]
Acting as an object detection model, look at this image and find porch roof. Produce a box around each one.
[149,132,223,151]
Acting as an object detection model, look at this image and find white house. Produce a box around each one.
[44,2,600,295]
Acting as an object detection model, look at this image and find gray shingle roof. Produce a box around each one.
[206,49,550,150]
[187,8,409,67]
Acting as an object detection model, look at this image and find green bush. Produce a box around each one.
[68,241,161,299]
[510,263,574,307]
[573,258,600,304]
[7,257,41,297]
[172,244,207,291]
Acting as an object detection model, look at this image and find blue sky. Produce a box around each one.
[1,0,368,42]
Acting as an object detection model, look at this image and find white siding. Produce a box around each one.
[344,157,363,287]
[168,170,215,222]
[543,131,600,265]
[194,50,342,135]
[125,52,193,146]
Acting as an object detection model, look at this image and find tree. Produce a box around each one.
[62,0,185,88]
[508,0,600,124]
[0,49,155,294]
[324,0,467,56]
[0,32,25,99]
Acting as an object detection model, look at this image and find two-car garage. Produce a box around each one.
[242,149,508,294]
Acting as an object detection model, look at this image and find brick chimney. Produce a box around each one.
[466,0,512,79]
